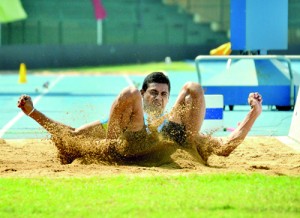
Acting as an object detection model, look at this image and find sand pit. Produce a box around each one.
[0,137,299,177]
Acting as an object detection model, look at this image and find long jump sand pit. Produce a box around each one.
[0,137,299,177]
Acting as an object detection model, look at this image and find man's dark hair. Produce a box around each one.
[142,72,171,92]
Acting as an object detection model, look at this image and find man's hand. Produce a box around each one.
[17,94,34,115]
[248,92,263,114]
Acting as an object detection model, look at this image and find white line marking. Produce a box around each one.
[0,75,64,138]
[123,74,134,86]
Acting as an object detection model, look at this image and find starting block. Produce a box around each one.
[201,95,224,133]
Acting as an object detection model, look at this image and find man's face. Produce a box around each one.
[141,83,169,115]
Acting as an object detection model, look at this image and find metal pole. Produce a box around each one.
[97,19,102,45]
[194,55,296,106]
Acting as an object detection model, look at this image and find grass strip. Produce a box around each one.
[0,173,299,218]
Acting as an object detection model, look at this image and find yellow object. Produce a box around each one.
[19,63,27,83]
[210,42,232,55]
[0,0,27,23]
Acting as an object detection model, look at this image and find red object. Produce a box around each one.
[92,0,107,20]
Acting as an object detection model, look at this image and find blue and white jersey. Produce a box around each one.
[143,112,167,133]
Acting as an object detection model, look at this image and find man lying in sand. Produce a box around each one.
[17,72,262,164]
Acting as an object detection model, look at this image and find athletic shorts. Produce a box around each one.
[122,126,149,145]
[161,121,187,145]
[102,119,187,145]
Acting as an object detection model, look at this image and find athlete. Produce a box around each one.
[17,72,263,163]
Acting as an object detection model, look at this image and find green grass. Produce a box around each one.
[1,174,299,218]
[35,61,195,74]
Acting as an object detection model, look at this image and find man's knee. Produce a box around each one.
[183,82,204,98]
[118,86,141,103]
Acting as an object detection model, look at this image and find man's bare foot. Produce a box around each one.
[17,94,34,115]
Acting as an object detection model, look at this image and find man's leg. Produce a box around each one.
[106,86,173,158]
[168,82,205,140]
[17,94,106,138]
[106,87,144,139]
[167,84,263,161]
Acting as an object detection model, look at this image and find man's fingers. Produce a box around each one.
[22,94,29,100]
[248,92,263,108]
[17,94,31,108]
[17,99,25,108]
[249,92,262,100]
[255,93,263,103]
